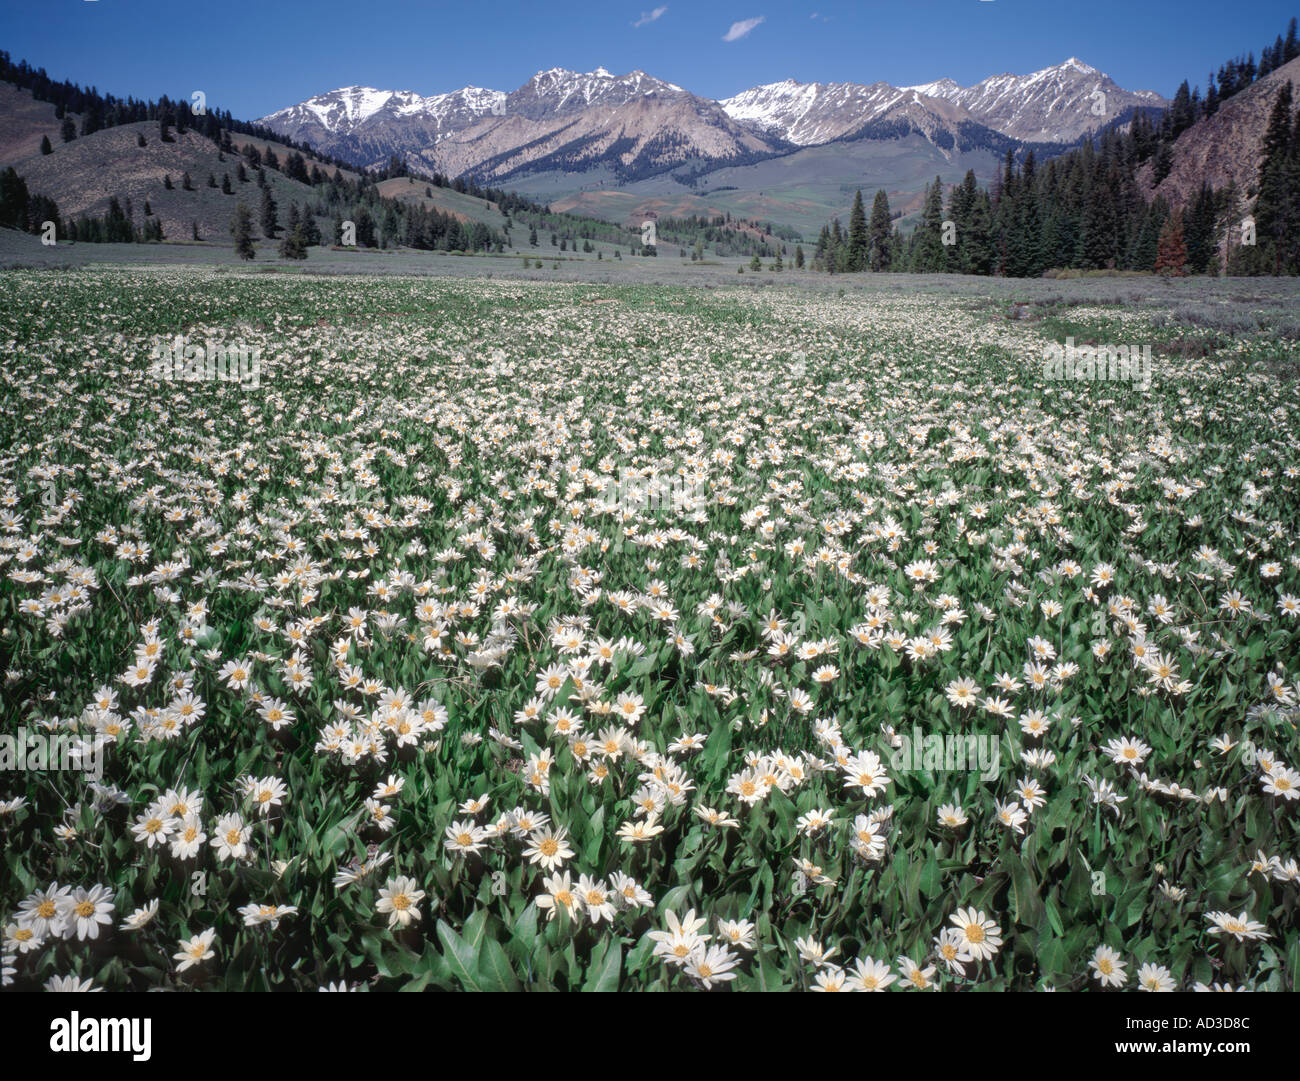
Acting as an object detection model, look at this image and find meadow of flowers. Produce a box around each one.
[1,266,1297,992]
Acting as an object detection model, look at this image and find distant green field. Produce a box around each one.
[533,135,1006,237]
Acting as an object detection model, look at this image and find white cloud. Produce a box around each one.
[633,6,667,28]
[722,15,765,42]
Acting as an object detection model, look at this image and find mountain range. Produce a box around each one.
[260,59,1167,188]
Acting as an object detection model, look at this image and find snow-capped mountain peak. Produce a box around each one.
[1061,57,1099,75]
[258,58,1167,180]
[899,58,1164,141]
[506,67,688,118]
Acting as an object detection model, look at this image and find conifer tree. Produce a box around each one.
[232,202,255,260]
[847,189,868,271]
[912,177,947,272]
[354,205,375,247]
[1248,81,1296,275]
[299,206,321,246]
[260,186,279,238]
[1155,209,1189,275]
[965,189,995,275]
[867,189,893,271]
[1184,182,1219,273]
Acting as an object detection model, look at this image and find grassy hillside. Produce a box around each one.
[374,177,506,228]
[1,80,364,244]
[0,81,60,164]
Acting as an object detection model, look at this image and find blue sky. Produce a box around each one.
[1,1,1296,119]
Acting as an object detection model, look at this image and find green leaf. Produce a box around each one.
[437,919,484,992]
[582,939,622,992]
[479,936,523,992]
[754,951,790,991]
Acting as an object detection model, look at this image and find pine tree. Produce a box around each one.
[40,135,52,155]
[965,189,995,275]
[232,202,255,260]
[944,175,971,272]
[829,218,845,272]
[1154,209,1189,275]
[1170,80,1196,136]
[260,186,279,238]
[1184,182,1218,273]
[1204,75,1219,119]
[222,174,233,194]
[163,174,173,190]
[0,167,29,231]
[867,189,892,271]
[1078,170,1118,269]
[1152,142,1174,185]
[1132,197,1169,271]
[1286,107,1300,274]
[847,189,868,271]
[61,117,76,143]
[279,225,307,260]
[794,244,804,269]
[1011,152,1044,276]
[355,206,375,247]
[1249,81,1295,275]
[749,253,762,271]
[300,206,321,246]
[912,177,947,272]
